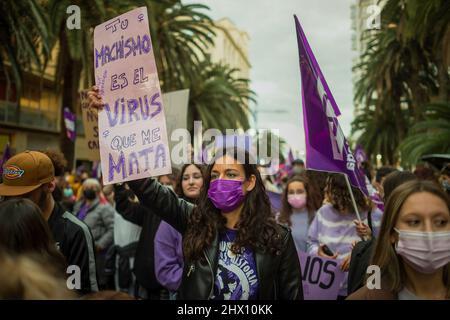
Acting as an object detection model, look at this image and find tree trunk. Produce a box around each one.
[59,55,82,171]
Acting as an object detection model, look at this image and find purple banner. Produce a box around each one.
[298,252,345,300]
[63,107,76,142]
[0,143,11,176]
[294,16,368,196]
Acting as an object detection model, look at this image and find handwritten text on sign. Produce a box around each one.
[80,90,100,161]
[94,7,171,184]
[298,252,345,300]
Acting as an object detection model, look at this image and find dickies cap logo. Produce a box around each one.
[3,165,25,180]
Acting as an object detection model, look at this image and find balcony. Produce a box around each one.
[0,101,59,132]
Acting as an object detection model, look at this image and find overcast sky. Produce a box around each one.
[184,0,356,157]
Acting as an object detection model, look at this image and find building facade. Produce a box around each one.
[206,18,251,80]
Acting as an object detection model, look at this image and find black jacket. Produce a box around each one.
[48,202,98,294]
[127,178,303,300]
[114,185,163,294]
[347,209,375,295]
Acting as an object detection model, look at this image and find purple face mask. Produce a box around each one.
[207,179,245,213]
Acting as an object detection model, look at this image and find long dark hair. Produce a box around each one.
[279,175,321,226]
[183,148,283,262]
[326,173,369,214]
[174,163,205,202]
[0,198,67,273]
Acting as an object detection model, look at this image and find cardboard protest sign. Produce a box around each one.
[80,89,100,161]
[162,89,189,162]
[298,252,345,300]
[94,7,171,185]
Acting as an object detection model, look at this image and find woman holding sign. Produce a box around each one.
[348,180,450,300]
[88,86,303,300]
[307,173,375,298]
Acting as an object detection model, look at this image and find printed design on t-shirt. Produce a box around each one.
[212,239,258,300]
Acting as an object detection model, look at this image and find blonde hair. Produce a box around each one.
[0,253,76,300]
[82,178,101,192]
[371,180,450,296]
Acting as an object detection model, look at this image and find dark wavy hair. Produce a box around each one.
[326,173,369,214]
[174,163,205,202]
[278,174,322,226]
[182,148,283,262]
[0,198,67,273]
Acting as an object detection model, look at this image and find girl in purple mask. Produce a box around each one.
[348,180,450,300]
[125,148,303,300]
[277,175,322,252]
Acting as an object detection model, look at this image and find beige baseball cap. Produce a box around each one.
[0,151,55,196]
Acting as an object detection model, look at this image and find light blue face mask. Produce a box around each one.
[63,188,74,198]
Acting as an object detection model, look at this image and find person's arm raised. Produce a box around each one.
[126,178,193,234]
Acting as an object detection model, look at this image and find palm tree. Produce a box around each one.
[0,0,50,101]
[187,59,255,133]
[113,0,215,92]
[352,0,449,165]
[399,102,450,165]
[47,0,109,168]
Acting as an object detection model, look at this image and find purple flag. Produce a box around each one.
[294,16,368,196]
[0,143,11,176]
[355,144,368,165]
[63,107,76,142]
[91,161,102,179]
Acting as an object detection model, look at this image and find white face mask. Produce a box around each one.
[394,228,450,274]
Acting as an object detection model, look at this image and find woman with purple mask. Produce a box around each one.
[125,148,303,300]
[277,175,322,252]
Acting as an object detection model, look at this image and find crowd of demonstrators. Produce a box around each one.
[277,175,322,252]
[373,166,398,200]
[103,184,141,295]
[73,178,115,289]
[113,173,179,299]
[348,180,450,300]
[0,142,449,300]
[155,164,204,299]
[307,173,376,299]
[0,151,98,294]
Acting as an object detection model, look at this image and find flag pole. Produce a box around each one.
[344,173,362,222]
[344,173,368,241]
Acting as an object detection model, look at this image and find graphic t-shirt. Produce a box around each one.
[212,229,258,300]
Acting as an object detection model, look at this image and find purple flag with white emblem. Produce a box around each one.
[63,107,76,142]
[294,15,368,196]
